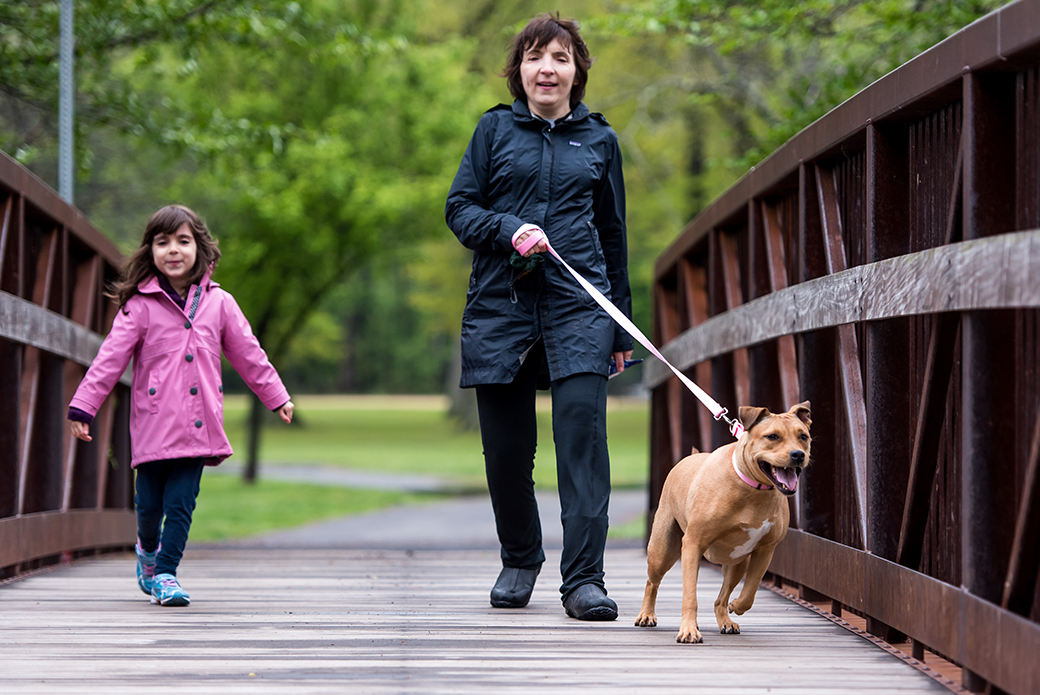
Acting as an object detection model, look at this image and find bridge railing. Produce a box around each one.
[647,1,1040,693]
[0,150,135,581]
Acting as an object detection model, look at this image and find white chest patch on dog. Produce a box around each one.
[730,520,774,560]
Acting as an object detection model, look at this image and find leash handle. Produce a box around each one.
[537,234,743,440]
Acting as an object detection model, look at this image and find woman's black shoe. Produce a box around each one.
[563,583,618,621]
[490,567,540,608]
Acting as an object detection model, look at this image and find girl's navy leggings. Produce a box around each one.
[135,457,205,576]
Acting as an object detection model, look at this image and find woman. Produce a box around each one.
[445,13,633,621]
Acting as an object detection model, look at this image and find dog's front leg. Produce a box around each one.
[677,537,704,643]
[728,548,774,616]
[714,558,749,634]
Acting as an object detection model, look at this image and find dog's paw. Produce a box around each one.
[728,598,751,615]
[676,623,703,644]
[718,619,741,634]
[634,613,657,628]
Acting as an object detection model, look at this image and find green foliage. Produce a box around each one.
[596,0,1008,166]
[0,0,308,168]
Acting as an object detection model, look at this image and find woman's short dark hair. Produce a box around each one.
[503,13,593,110]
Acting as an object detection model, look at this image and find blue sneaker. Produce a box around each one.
[151,573,190,606]
[135,541,158,596]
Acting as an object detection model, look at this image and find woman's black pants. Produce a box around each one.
[475,351,611,600]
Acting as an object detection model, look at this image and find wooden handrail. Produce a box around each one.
[0,150,134,581]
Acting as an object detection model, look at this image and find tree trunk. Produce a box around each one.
[243,393,263,484]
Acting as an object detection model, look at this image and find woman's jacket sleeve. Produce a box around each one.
[594,134,634,353]
[445,114,524,254]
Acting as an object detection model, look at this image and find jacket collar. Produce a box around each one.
[511,99,589,128]
[138,264,217,297]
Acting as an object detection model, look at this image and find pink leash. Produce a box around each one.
[513,226,745,440]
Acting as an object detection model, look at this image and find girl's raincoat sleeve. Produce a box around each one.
[68,303,143,417]
[219,292,290,411]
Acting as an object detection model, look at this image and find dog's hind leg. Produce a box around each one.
[714,558,749,634]
[635,518,681,628]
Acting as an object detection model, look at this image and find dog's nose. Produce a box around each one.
[789,450,805,464]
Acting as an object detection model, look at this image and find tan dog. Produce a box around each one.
[635,401,812,643]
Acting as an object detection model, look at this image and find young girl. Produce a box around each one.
[68,204,293,607]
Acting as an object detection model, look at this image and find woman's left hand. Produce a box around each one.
[612,350,634,375]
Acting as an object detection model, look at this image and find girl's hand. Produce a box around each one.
[612,350,634,375]
[70,420,92,442]
[278,401,294,424]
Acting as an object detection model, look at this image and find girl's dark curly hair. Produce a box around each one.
[503,12,593,111]
[108,204,221,308]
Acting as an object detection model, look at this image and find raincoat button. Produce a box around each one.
[218,385,223,393]
[184,321,191,329]
[190,387,198,395]
[149,387,156,395]
[185,354,193,362]
[194,420,203,428]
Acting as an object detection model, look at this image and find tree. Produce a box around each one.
[159,0,489,479]
[596,0,1008,166]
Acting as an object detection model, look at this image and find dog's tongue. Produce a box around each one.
[773,466,799,491]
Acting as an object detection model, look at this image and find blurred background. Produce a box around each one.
[0,0,1007,538]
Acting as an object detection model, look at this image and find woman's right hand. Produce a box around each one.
[70,420,92,442]
[512,224,548,257]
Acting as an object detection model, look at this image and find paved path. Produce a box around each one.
[220,487,647,551]
[0,548,953,694]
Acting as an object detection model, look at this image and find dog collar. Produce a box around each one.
[732,450,773,490]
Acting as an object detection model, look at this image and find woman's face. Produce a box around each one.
[520,37,576,121]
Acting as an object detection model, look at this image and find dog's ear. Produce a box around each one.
[789,401,812,428]
[739,406,771,433]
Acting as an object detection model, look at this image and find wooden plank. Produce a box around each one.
[0,291,118,372]
[644,229,1040,389]
[0,547,956,693]
[1002,408,1040,616]
[816,165,869,549]
[679,258,713,452]
[761,201,800,408]
[770,530,1040,695]
[0,509,135,567]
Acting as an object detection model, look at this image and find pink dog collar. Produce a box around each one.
[732,449,772,490]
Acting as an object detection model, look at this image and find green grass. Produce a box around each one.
[191,394,650,541]
[191,474,435,541]
[221,394,651,490]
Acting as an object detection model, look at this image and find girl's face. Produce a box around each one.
[151,222,197,290]
[520,37,576,121]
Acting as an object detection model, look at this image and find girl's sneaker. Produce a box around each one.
[150,573,190,606]
[135,541,159,595]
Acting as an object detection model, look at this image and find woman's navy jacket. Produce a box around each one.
[445,100,633,388]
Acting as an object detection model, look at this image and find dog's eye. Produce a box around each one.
[766,433,780,441]
[800,433,809,441]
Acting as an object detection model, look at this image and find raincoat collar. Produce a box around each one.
[138,264,217,297]
[511,99,589,127]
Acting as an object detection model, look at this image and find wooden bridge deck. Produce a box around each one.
[0,547,955,694]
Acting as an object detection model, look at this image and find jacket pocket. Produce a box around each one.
[585,220,606,266]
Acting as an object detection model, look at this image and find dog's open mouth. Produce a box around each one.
[760,463,802,496]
